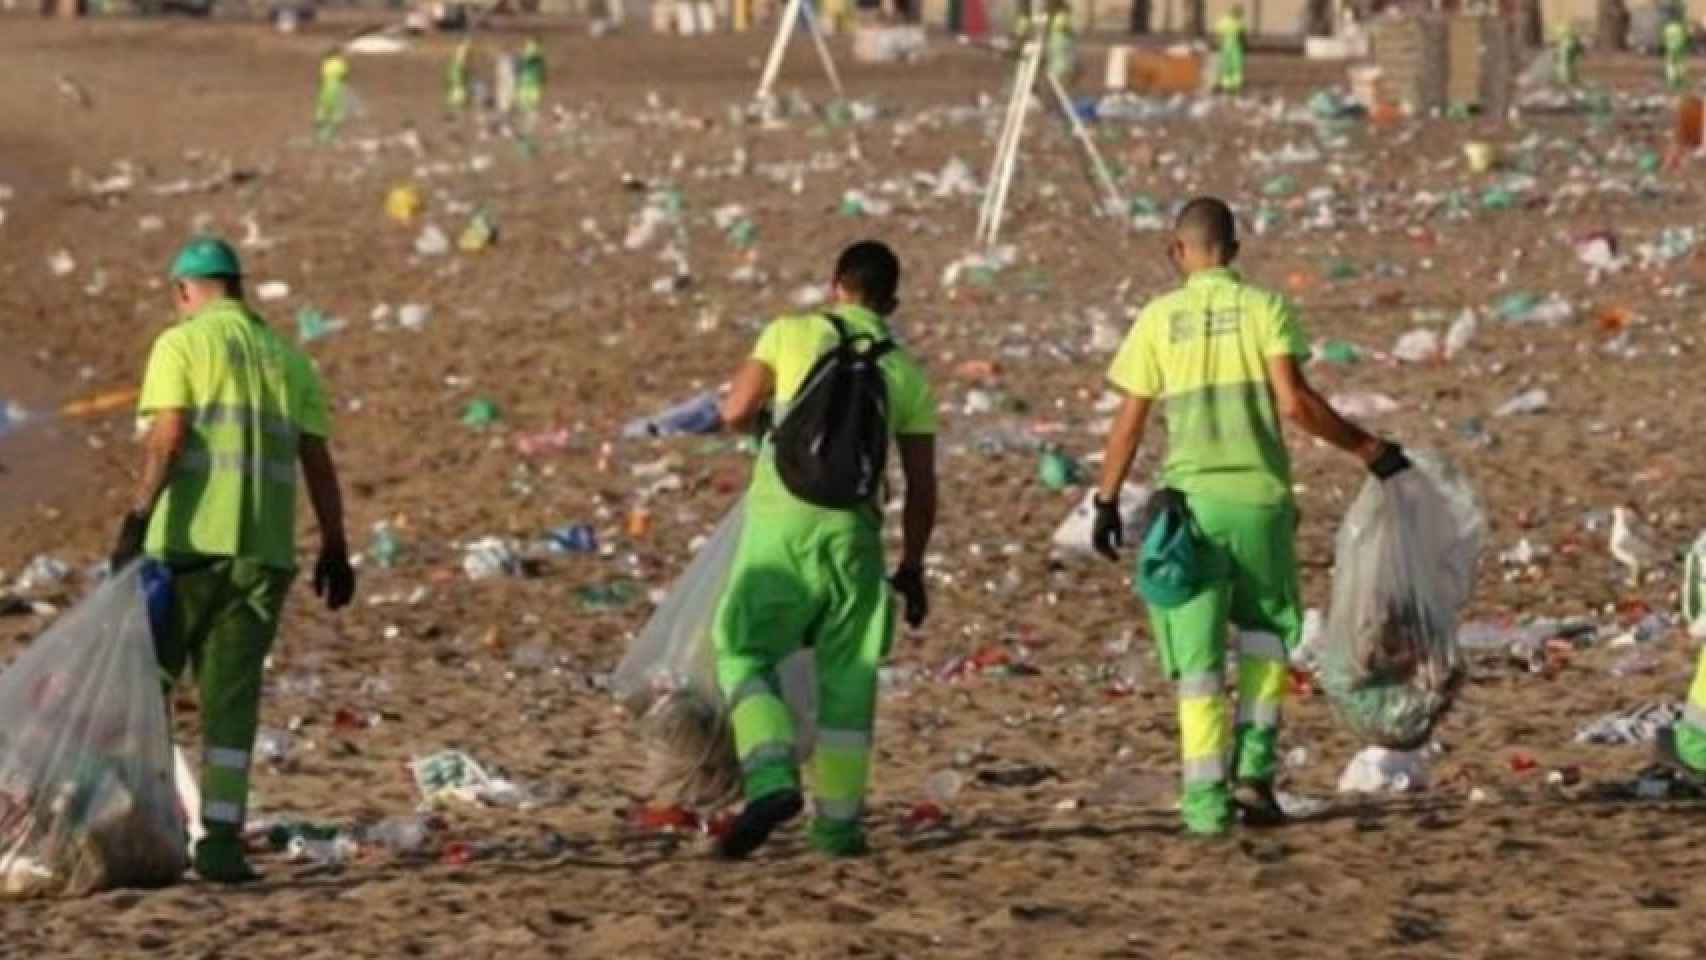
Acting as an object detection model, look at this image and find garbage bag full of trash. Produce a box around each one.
[1319,452,1485,750]
[610,499,815,808]
[0,562,188,898]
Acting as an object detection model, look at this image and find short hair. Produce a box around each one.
[834,241,901,315]
[1175,196,1238,253]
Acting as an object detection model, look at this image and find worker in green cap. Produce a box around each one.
[111,236,356,883]
[448,38,472,113]
[516,38,545,119]
[1215,5,1246,94]
[315,48,350,141]
[1554,21,1583,88]
[1663,16,1689,91]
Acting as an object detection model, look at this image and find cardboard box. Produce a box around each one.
[1105,47,1202,94]
[852,24,927,62]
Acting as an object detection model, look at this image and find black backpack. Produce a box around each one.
[771,313,895,509]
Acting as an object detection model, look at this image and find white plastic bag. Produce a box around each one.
[0,563,188,897]
[1319,452,1485,750]
[611,499,816,808]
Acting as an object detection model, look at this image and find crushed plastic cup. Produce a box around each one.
[415,224,450,256]
[1337,746,1429,794]
[1493,388,1550,417]
[923,769,964,804]
[1392,329,1441,364]
[255,727,293,764]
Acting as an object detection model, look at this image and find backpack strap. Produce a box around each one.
[823,312,896,361]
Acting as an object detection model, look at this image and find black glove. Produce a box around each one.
[1091,495,1123,562]
[313,547,357,612]
[110,511,150,572]
[1368,442,1412,481]
[889,564,928,629]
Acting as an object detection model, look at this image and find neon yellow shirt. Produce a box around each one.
[1216,13,1245,49]
[1664,21,1687,55]
[138,299,330,570]
[747,304,937,522]
[1108,267,1306,505]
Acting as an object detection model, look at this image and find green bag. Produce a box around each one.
[1135,489,1208,609]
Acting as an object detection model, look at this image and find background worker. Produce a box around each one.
[1091,197,1409,836]
[315,48,349,141]
[448,38,472,112]
[517,38,546,117]
[1215,6,1246,94]
[713,241,938,860]
[111,236,356,883]
[1555,21,1583,87]
[1663,15,1689,91]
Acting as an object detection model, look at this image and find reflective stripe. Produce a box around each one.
[816,728,872,750]
[177,449,296,486]
[728,675,776,707]
[205,746,251,771]
[1685,703,1706,732]
[1181,755,1226,785]
[740,741,795,774]
[1237,630,1286,661]
[1237,698,1280,729]
[203,800,244,825]
[194,403,300,441]
[814,796,863,822]
[1176,672,1224,698]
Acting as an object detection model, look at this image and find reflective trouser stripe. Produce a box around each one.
[1236,630,1286,661]
[1676,652,1706,769]
[1177,671,1224,698]
[204,801,244,825]
[813,727,872,825]
[1178,675,1229,788]
[727,678,799,800]
[206,746,251,771]
[728,675,776,709]
[1685,653,1706,732]
[1236,652,1287,731]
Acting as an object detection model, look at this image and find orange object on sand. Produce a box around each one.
[1594,305,1633,334]
[1679,94,1704,150]
[59,387,138,418]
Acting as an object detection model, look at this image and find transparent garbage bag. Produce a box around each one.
[1319,452,1486,750]
[0,562,188,897]
[611,498,816,809]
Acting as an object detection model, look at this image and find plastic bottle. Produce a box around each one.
[364,816,433,855]
[287,833,358,865]
[369,522,402,569]
[1494,387,1550,417]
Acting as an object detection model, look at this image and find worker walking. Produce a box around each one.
[516,38,546,117]
[712,241,938,859]
[1663,16,1689,91]
[1555,22,1583,88]
[315,49,350,142]
[448,38,472,112]
[111,236,356,883]
[1215,6,1246,94]
[1091,198,1410,836]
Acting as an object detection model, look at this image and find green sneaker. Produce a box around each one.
[194,835,262,885]
[807,818,870,858]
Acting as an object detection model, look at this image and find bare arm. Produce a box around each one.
[719,359,775,434]
[1096,393,1154,502]
[298,434,349,554]
[131,410,188,515]
[896,435,937,569]
[1266,354,1384,464]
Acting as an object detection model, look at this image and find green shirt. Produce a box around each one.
[1107,267,1307,505]
[138,299,330,570]
[747,305,937,524]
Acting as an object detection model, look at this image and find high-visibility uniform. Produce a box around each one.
[1107,267,1308,834]
[1555,25,1582,87]
[1216,11,1246,94]
[137,298,330,846]
[1015,9,1075,83]
[516,41,545,114]
[448,41,471,111]
[316,53,349,140]
[714,305,937,855]
[1664,21,1688,91]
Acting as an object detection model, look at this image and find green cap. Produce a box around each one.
[169,236,242,280]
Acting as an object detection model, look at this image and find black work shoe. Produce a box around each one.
[194,835,263,885]
[715,789,804,861]
[1233,779,1287,828]
[1653,727,1706,784]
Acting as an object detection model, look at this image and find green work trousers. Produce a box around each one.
[1673,648,1706,769]
[315,83,346,140]
[1218,43,1244,93]
[713,508,893,855]
[1147,495,1300,834]
[156,556,293,843]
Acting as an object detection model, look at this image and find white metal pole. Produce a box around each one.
[799,0,848,98]
[755,0,803,102]
[1047,68,1125,217]
[977,43,1036,244]
[982,41,1043,248]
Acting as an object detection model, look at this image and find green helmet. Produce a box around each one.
[169,235,242,280]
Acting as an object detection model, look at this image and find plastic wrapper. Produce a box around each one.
[1319,452,1485,750]
[0,563,188,897]
[611,499,815,809]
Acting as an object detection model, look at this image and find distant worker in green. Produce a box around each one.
[448,38,472,112]
[1663,16,1689,91]
[315,49,350,141]
[111,236,356,883]
[1555,22,1584,88]
[1215,6,1246,94]
[517,38,546,117]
